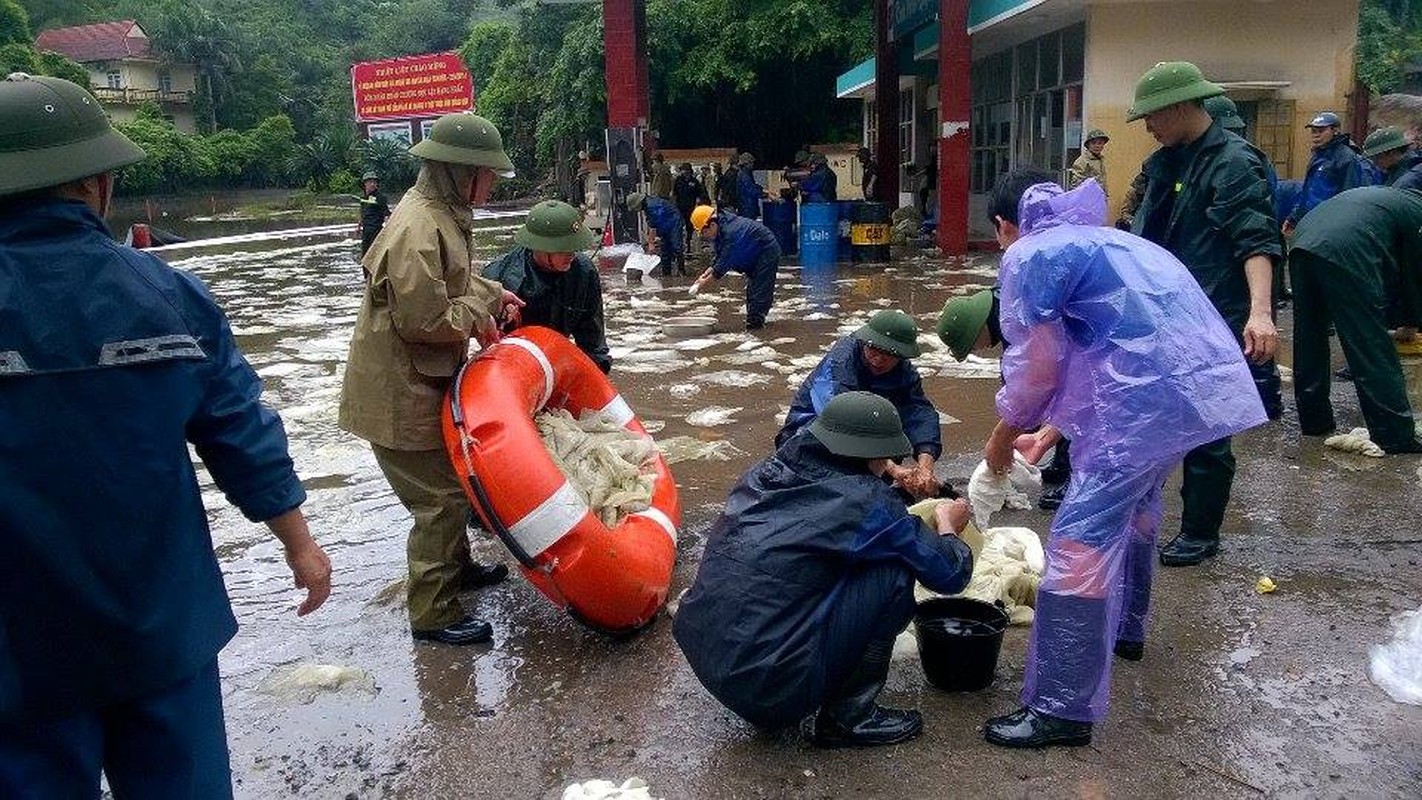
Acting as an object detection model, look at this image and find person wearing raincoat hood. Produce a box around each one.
[339,112,526,647]
[977,170,1267,748]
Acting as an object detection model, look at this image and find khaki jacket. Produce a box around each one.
[1068,153,1107,195]
[338,164,503,450]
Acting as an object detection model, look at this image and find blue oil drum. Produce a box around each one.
[799,202,839,266]
[762,199,798,255]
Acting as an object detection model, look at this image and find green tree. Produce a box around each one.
[34,49,89,84]
[143,0,241,132]
[199,127,256,184]
[114,116,214,193]
[1357,0,1422,94]
[243,113,298,186]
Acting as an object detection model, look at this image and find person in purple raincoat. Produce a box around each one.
[974,170,1267,748]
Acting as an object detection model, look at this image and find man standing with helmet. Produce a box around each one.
[339,111,525,646]
[483,200,611,373]
[357,170,390,256]
[1364,126,1422,189]
[1126,62,1283,567]
[1068,129,1110,192]
[0,73,331,796]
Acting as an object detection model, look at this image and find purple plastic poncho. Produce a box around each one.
[994,180,1267,724]
[995,180,1267,472]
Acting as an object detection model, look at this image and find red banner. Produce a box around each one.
[351,52,473,122]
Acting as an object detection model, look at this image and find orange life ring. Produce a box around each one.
[441,326,681,634]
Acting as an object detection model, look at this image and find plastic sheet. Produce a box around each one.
[257,663,377,704]
[1370,606,1422,705]
[995,180,1266,472]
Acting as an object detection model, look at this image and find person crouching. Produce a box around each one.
[673,392,974,747]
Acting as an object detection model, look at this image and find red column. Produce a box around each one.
[603,0,648,127]
[936,0,971,254]
[873,0,900,204]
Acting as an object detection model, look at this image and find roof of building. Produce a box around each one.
[35,20,153,63]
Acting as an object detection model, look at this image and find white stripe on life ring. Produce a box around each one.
[508,481,587,559]
[598,394,635,428]
[634,506,678,545]
[501,337,554,409]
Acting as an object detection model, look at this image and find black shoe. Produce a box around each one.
[1334,366,1353,382]
[459,562,509,591]
[813,705,923,748]
[1159,534,1219,567]
[1113,639,1144,661]
[984,707,1092,749]
[745,321,765,331]
[812,638,921,748]
[1038,482,1066,511]
[412,614,493,645]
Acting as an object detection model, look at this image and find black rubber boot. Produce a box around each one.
[984,706,1092,749]
[1113,639,1145,661]
[812,639,922,748]
[1038,481,1067,511]
[459,562,510,590]
[412,614,493,645]
[1158,533,1219,567]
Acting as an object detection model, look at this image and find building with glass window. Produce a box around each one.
[837,0,1361,238]
[35,20,199,133]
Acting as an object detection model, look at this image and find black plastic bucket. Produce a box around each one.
[912,597,1009,692]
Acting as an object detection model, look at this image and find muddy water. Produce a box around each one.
[165,223,1422,798]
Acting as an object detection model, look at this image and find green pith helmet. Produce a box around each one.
[737,153,755,167]
[0,73,146,197]
[853,309,921,359]
[793,149,810,164]
[807,391,912,460]
[1084,128,1109,144]
[408,112,515,177]
[937,289,994,361]
[624,191,647,211]
[808,152,828,166]
[1126,61,1224,122]
[1203,95,1245,131]
[514,200,597,252]
[361,170,379,181]
[1365,126,1409,157]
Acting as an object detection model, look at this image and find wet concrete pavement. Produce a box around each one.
[163,223,1422,798]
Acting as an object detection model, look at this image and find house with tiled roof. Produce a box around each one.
[35,20,198,132]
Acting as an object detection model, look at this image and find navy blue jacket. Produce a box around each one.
[0,200,305,723]
[777,336,942,458]
[1288,135,1376,224]
[711,210,780,278]
[1384,150,1422,190]
[672,433,971,727]
[643,196,684,256]
[798,164,838,203]
[737,166,764,219]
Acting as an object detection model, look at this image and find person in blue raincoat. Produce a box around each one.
[735,152,766,219]
[1283,111,1376,233]
[689,205,781,330]
[974,170,1266,748]
[795,152,838,203]
[777,310,943,499]
[624,191,686,276]
[0,74,332,796]
[674,392,974,748]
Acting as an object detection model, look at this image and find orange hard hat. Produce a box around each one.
[690,205,716,231]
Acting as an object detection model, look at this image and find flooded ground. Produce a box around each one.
[158,220,1422,798]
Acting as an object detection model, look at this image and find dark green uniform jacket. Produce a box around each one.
[482,247,612,373]
[1385,150,1422,191]
[1291,187,1422,330]
[1132,124,1283,329]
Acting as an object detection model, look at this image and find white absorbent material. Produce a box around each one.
[536,408,658,527]
[1370,606,1422,706]
[563,778,659,800]
[655,435,746,464]
[1324,427,1386,457]
[257,663,377,704]
[955,526,1044,626]
[966,455,1043,527]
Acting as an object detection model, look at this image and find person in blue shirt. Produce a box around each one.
[0,74,331,798]
[624,191,686,276]
[777,310,942,499]
[689,205,782,330]
[795,152,838,203]
[1284,111,1376,232]
[674,392,973,748]
[735,152,766,219]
